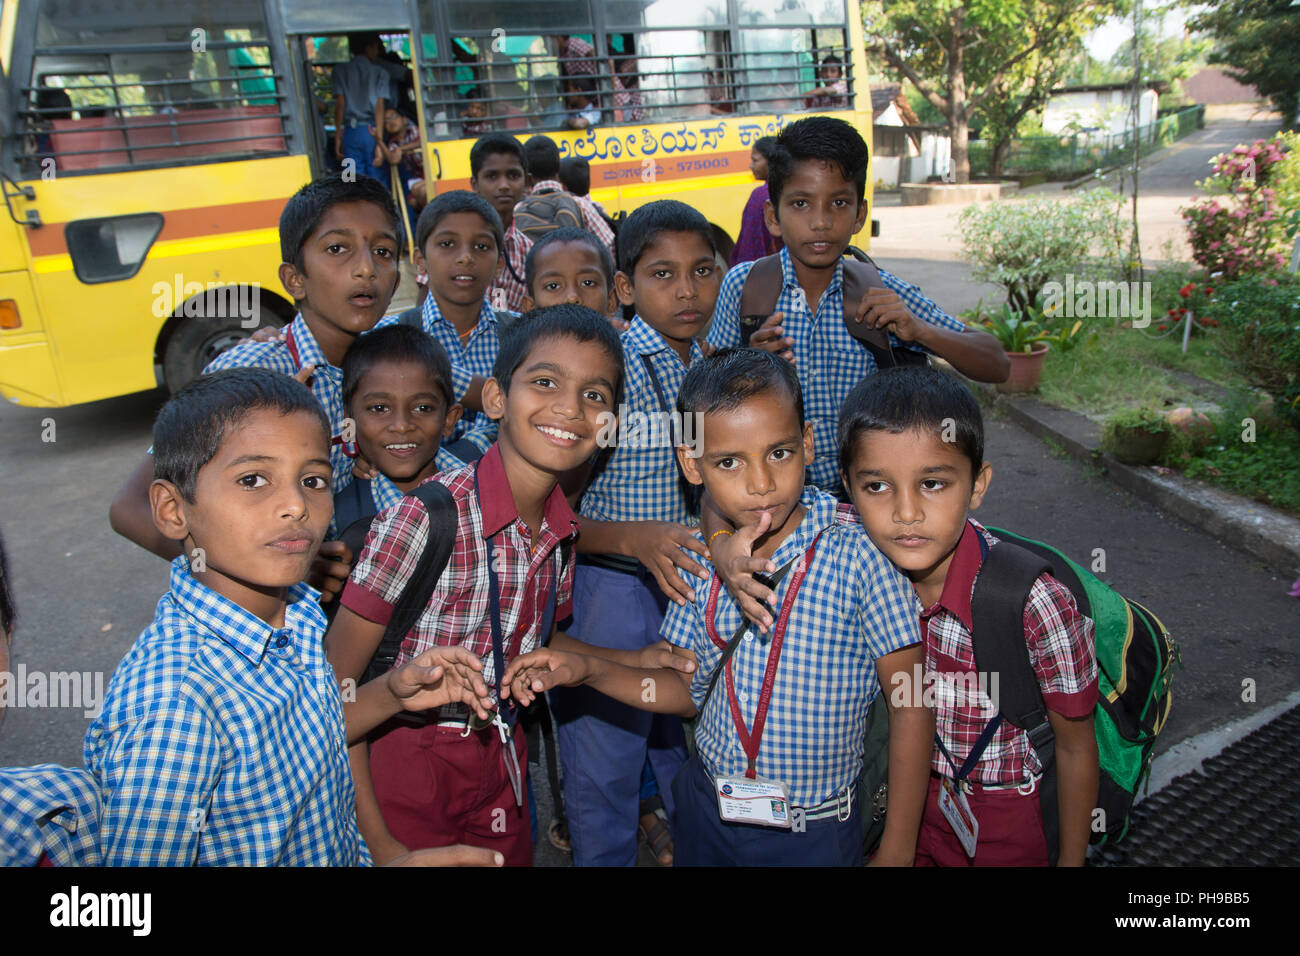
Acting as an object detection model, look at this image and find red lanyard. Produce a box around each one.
[285,326,356,459]
[704,533,822,778]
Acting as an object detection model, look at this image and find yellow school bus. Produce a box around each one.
[0,0,873,408]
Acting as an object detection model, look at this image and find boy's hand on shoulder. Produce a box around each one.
[388,646,494,719]
[385,845,505,867]
[627,521,710,607]
[748,311,795,363]
[501,648,589,705]
[309,539,354,604]
[854,288,921,344]
[249,325,288,344]
[711,512,779,633]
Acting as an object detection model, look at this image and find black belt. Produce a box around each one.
[579,553,644,577]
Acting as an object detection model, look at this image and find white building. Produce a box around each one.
[1041,83,1159,136]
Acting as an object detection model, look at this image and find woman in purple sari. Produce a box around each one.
[729,137,783,266]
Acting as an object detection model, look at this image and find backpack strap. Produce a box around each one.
[843,247,928,369]
[969,538,1061,865]
[332,478,375,538]
[737,254,783,343]
[363,481,459,683]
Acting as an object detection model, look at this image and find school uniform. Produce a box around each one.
[552,316,696,866]
[710,248,966,494]
[417,292,502,460]
[0,765,102,866]
[492,222,533,314]
[205,313,355,497]
[84,559,366,865]
[913,519,1098,867]
[341,445,577,866]
[662,489,922,866]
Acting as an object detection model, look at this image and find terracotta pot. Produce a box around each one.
[996,341,1050,393]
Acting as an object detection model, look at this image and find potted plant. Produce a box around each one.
[978,303,1050,393]
[1101,406,1174,465]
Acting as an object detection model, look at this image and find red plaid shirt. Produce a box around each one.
[341,444,577,708]
[921,520,1097,786]
[492,222,532,313]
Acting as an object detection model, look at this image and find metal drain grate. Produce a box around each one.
[1093,705,1300,866]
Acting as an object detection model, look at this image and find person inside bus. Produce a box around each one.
[376,106,427,223]
[563,78,601,130]
[805,53,848,109]
[708,116,1008,499]
[611,56,645,123]
[730,136,783,266]
[108,176,406,562]
[332,32,393,183]
[461,88,492,136]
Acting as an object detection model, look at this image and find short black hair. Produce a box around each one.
[837,366,984,479]
[348,32,381,57]
[558,156,590,196]
[753,135,778,162]
[616,199,716,277]
[470,133,527,178]
[342,324,455,411]
[767,116,868,208]
[525,226,614,295]
[280,175,400,271]
[414,190,503,260]
[821,53,843,67]
[676,347,803,424]
[153,367,330,503]
[523,134,561,180]
[492,304,624,404]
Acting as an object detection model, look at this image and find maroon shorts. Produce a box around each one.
[369,718,533,866]
[914,774,1050,867]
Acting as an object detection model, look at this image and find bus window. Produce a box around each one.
[20,0,287,175]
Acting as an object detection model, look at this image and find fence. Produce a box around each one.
[968,105,1205,180]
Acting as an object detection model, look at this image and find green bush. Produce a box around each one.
[1201,274,1300,429]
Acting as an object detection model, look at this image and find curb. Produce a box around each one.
[972,384,1300,576]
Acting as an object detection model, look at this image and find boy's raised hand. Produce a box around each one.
[711,511,780,632]
[853,288,920,344]
[388,646,494,719]
[747,311,795,364]
[502,647,589,706]
[250,325,289,344]
[309,539,354,604]
[350,450,380,481]
[627,521,710,607]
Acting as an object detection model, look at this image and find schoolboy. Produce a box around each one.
[334,324,464,526]
[470,134,533,313]
[87,367,502,865]
[109,175,403,558]
[410,190,511,463]
[520,226,618,319]
[547,201,721,866]
[325,307,643,866]
[505,349,935,866]
[520,135,615,257]
[837,367,1099,866]
[708,116,1008,495]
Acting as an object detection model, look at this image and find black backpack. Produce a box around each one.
[514,188,584,242]
[738,246,929,370]
[331,479,459,684]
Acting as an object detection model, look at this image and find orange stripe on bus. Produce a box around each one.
[25,197,286,258]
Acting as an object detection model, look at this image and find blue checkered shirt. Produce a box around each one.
[662,488,923,807]
[709,249,965,492]
[0,765,102,866]
[580,315,702,526]
[84,559,367,866]
[204,314,354,497]
[420,293,500,456]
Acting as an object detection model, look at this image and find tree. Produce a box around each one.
[864,1,1119,183]
[1191,0,1300,129]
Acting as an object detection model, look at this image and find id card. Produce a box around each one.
[938,777,979,857]
[715,775,793,829]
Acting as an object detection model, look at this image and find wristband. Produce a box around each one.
[708,529,734,545]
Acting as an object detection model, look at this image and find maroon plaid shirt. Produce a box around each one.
[341,444,577,706]
[492,222,532,313]
[921,519,1097,786]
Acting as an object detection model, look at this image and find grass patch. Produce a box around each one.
[1183,425,1300,516]
[1036,324,1246,419]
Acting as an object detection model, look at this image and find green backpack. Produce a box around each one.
[971,528,1178,863]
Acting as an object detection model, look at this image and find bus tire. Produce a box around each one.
[161,308,283,395]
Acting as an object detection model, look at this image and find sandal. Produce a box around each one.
[638,797,674,866]
[547,816,572,853]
